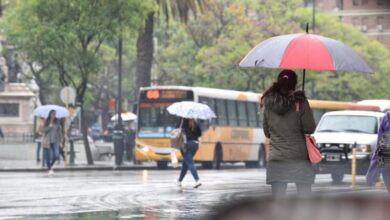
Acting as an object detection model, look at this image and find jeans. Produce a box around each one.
[36,142,41,162]
[382,168,390,193]
[178,140,200,182]
[271,182,312,197]
[44,143,60,170]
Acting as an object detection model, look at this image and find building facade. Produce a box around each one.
[313,0,390,50]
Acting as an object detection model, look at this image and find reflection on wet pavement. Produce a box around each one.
[0,169,385,219]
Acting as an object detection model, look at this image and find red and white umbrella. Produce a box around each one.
[239,27,372,89]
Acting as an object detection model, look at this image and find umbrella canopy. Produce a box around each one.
[111,112,137,121]
[167,101,216,120]
[239,33,372,73]
[33,105,69,119]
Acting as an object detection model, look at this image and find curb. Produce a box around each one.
[0,166,175,172]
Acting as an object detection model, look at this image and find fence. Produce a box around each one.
[0,132,35,143]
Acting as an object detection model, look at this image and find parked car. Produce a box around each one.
[314,110,385,183]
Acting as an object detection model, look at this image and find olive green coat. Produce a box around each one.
[263,92,316,184]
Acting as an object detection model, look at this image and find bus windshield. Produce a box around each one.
[137,89,194,138]
[138,103,179,138]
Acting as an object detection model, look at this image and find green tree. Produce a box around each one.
[135,0,205,99]
[2,0,154,164]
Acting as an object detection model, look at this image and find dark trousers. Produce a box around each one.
[178,141,200,182]
[44,143,60,170]
[36,142,41,161]
[271,182,312,197]
[382,168,390,193]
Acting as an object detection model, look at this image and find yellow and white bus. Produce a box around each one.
[134,86,381,169]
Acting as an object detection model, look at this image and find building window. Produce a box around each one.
[352,17,359,25]
[377,0,384,6]
[377,16,384,26]
[361,16,368,26]
[352,0,359,6]
[0,103,19,117]
[337,0,344,10]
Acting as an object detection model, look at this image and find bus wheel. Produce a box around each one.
[212,144,223,170]
[258,144,266,168]
[157,161,168,169]
[201,144,222,169]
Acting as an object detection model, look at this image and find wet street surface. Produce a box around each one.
[0,167,385,219]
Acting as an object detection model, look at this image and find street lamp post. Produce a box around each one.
[113,37,124,166]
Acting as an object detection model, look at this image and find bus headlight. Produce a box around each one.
[141,146,150,153]
[358,144,371,153]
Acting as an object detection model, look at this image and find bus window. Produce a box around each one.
[216,99,228,126]
[237,101,248,127]
[227,100,238,126]
[247,102,258,127]
[199,97,217,124]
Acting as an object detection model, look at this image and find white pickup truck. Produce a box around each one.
[314,110,384,183]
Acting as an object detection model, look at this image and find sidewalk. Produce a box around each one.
[0,159,162,172]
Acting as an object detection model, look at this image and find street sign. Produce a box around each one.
[60,86,76,104]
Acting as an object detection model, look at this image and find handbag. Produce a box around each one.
[296,102,322,164]
[170,119,186,150]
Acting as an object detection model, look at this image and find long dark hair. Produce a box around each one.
[45,110,58,126]
[261,69,298,104]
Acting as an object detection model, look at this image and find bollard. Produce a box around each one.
[69,139,75,165]
[351,142,357,190]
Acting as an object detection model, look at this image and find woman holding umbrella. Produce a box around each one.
[261,69,316,197]
[177,118,202,188]
[41,110,64,175]
[168,101,216,188]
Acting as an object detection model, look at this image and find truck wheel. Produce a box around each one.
[331,172,344,184]
[157,161,168,169]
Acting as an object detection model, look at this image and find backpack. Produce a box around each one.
[170,120,186,150]
[378,131,390,168]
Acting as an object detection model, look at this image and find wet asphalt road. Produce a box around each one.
[0,167,385,219]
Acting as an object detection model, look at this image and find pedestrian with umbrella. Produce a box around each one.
[239,24,373,196]
[261,69,316,197]
[35,106,67,175]
[167,101,216,188]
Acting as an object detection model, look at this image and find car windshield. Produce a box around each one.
[138,102,180,138]
[317,115,378,134]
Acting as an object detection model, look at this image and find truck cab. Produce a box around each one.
[314,110,384,183]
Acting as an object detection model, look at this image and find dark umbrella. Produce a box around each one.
[239,24,372,90]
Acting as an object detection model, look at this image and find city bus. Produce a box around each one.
[134,86,381,169]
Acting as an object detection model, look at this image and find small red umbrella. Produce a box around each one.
[239,25,372,90]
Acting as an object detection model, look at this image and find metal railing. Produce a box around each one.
[0,133,35,143]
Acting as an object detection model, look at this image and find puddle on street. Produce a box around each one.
[20,207,203,220]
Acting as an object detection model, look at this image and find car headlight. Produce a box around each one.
[357,144,371,153]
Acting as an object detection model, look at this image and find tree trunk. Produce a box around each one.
[135,12,154,100]
[80,100,94,165]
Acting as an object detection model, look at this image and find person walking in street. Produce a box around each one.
[261,69,316,197]
[177,118,202,188]
[41,110,63,175]
[367,111,390,192]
